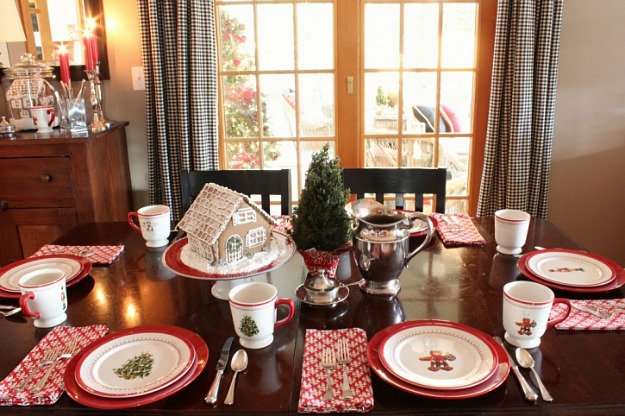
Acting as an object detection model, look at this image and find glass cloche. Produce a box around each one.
[2,53,60,131]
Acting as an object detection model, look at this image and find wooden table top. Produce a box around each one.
[1,217,624,415]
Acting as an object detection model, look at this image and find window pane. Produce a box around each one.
[365,72,401,135]
[257,4,294,70]
[365,138,398,168]
[441,3,477,68]
[219,5,255,71]
[226,140,261,169]
[440,71,474,133]
[401,138,435,168]
[222,75,259,138]
[404,3,439,69]
[263,140,299,197]
[403,72,438,134]
[365,4,399,69]
[439,136,470,196]
[299,74,334,137]
[297,3,334,70]
[260,74,295,138]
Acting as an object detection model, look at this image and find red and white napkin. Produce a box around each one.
[430,213,485,247]
[31,244,124,265]
[550,299,625,330]
[0,325,108,406]
[298,328,373,413]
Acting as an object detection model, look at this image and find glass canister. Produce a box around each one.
[2,53,60,131]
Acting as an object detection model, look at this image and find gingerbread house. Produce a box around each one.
[176,183,277,265]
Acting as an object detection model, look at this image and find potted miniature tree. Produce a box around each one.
[289,143,352,278]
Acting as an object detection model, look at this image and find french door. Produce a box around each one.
[215,0,495,215]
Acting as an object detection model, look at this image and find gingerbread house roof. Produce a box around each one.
[176,183,276,246]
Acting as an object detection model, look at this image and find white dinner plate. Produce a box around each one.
[379,322,496,390]
[526,250,615,287]
[75,331,196,398]
[0,256,85,293]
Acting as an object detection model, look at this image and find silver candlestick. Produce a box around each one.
[85,62,108,132]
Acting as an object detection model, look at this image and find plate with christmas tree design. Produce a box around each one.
[74,326,196,398]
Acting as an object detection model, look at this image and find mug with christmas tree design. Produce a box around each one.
[228,282,295,349]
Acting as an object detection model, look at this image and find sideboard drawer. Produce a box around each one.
[0,157,75,206]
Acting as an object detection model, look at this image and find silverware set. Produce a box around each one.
[440,215,462,233]
[320,339,352,401]
[14,339,79,393]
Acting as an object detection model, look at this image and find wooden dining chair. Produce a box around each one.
[180,169,292,215]
[342,167,447,213]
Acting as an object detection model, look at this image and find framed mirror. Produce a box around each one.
[18,0,109,80]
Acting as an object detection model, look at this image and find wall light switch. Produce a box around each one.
[131,66,145,90]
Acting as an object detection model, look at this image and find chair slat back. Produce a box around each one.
[180,169,292,215]
[342,167,447,213]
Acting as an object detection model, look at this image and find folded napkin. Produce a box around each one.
[0,325,108,406]
[31,244,124,265]
[430,213,485,247]
[298,328,373,413]
[551,299,625,330]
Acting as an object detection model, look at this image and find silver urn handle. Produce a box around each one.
[404,212,434,264]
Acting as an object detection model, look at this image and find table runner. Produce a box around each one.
[298,328,373,413]
[0,325,108,406]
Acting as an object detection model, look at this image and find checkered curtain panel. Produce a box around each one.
[477,0,563,219]
[138,0,219,222]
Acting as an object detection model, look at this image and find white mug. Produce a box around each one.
[228,282,295,349]
[128,205,171,247]
[495,209,531,255]
[31,106,56,133]
[18,268,68,328]
[503,281,571,348]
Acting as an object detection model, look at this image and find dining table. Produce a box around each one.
[1,216,625,415]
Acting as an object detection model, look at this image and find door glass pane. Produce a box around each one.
[365,4,399,69]
[297,3,333,70]
[226,140,261,169]
[401,138,435,168]
[365,138,398,168]
[440,71,474,133]
[403,72,438,134]
[257,4,294,70]
[260,74,295,138]
[263,140,299,197]
[299,73,334,137]
[365,72,400,135]
[441,3,477,68]
[404,3,439,69]
[222,75,258,139]
[219,5,256,71]
[439,136,470,196]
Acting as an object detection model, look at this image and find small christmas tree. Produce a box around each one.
[289,144,352,252]
[239,315,259,337]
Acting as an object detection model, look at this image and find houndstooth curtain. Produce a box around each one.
[138,0,219,222]
[477,0,563,218]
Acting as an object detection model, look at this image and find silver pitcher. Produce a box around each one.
[348,200,433,296]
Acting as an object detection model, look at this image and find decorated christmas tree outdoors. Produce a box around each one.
[289,144,351,252]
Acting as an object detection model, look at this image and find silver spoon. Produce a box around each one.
[224,349,248,405]
[515,347,553,402]
[0,307,21,318]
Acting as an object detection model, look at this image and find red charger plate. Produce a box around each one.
[64,324,208,409]
[367,320,509,399]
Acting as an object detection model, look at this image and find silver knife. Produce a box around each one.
[205,336,234,404]
[493,336,538,402]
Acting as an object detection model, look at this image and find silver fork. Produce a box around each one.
[441,215,461,233]
[337,339,353,400]
[0,307,21,318]
[320,348,337,401]
[15,348,57,391]
[31,340,79,393]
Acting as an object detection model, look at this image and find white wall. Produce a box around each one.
[549,0,625,265]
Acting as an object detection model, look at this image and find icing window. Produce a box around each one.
[246,227,266,248]
[232,208,256,226]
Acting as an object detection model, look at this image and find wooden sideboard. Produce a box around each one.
[0,123,133,266]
